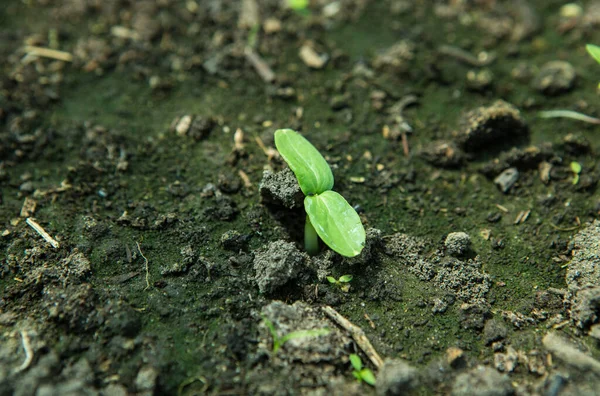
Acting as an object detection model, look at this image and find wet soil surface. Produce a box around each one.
[2,0,600,395]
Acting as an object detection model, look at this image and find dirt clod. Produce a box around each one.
[444,232,471,257]
[533,61,576,95]
[259,168,303,209]
[455,100,528,153]
[451,365,514,396]
[253,240,307,294]
[376,358,419,396]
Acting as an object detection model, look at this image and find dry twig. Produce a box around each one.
[322,305,384,369]
[136,242,151,290]
[26,218,60,248]
[14,330,33,373]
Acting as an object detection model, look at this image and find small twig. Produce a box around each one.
[322,305,384,369]
[548,222,580,232]
[238,169,253,189]
[26,218,60,248]
[538,110,600,125]
[400,132,410,157]
[244,47,275,83]
[438,45,495,67]
[23,46,73,62]
[136,242,150,290]
[14,330,33,373]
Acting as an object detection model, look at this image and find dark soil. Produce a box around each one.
[2,1,600,395]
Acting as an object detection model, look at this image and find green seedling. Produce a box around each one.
[326,274,353,292]
[274,129,366,257]
[587,44,600,89]
[262,316,330,354]
[570,161,582,185]
[288,0,310,15]
[349,354,376,386]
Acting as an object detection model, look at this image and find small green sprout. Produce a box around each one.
[570,161,582,185]
[274,129,366,257]
[586,44,600,64]
[262,316,330,354]
[288,0,309,11]
[326,274,353,292]
[586,44,600,89]
[349,353,376,386]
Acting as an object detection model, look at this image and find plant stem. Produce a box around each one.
[304,216,319,255]
[538,110,600,125]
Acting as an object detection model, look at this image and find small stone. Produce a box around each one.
[459,302,491,331]
[329,93,351,110]
[446,347,466,368]
[376,359,418,396]
[173,115,192,136]
[444,232,471,257]
[494,346,518,372]
[372,40,415,75]
[432,298,449,314]
[263,18,282,34]
[299,44,328,69]
[135,366,159,392]
[590,324,600,340]
[484,319,508,345]
[452,365,514,396]
[543,332,600,374]
[539,161,552,184]
[466,68,494,91]
[19,181,34,193]
[420,140,465,168]
[220,230,249,251]
[494,167,519,193]
[533,61,576,95]
[102,384,128,396]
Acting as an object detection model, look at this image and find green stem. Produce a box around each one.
[538,110,600,125]
[304,216,319,255]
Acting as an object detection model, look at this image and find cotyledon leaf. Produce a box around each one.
[304,191,365,257]
[274,129,334,195]
[587,44,600,65]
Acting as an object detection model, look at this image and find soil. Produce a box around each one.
[2,0,600,395]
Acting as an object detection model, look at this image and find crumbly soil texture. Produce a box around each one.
[2,1,600,395]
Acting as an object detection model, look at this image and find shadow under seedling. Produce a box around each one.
[274,129,366,257]
[262,316,330,354]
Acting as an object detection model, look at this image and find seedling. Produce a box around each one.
[287,0,310,15]
[262,316,330,354]
[587,44,600,89]
[274,129,366,257]
[326,274,353,292]
[570,161,582,185]
[349,353,376,386]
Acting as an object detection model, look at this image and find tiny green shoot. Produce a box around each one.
[288,0,309,12]
[326,274,353,292]
[349,354,376,386]
[274,129,366,257]
[570,161,582,185]
[538,110,600,125]
[262,316,330,354]
[587,44,600,89]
